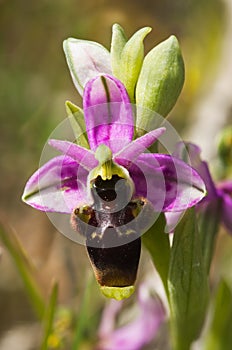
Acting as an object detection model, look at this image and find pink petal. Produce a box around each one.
[83,74,134,153]
[22,156,88,213]
[48,139,97,170]
[114,127,166,164]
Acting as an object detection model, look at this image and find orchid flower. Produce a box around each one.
[96,280,165,350]
[22,74,206,300]
[21,23,207,300]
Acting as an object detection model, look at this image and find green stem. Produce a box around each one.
[168,209,209,350]
[142,213,170,296]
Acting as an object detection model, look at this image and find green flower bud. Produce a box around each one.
[111,24,151,102]
[136,35,185,134]
[111,23,127,78]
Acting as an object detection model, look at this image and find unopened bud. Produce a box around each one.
[111,24,151,102]
[136,35,185,134]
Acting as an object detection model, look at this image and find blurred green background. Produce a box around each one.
[1,0,232,348]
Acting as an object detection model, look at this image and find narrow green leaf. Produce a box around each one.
[142,213,170,295]
[204,280,232,350]
[136,35,185,135]
[0,219,45,320]
[111,23,127,78]
[118,27,151,102]
[65,100,89,149]
[40,281,59,350]
[168,208,209,350]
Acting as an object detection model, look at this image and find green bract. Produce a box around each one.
[65,101,89,149]
[136,35,185,134]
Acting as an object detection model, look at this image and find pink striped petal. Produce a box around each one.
[48,139,97,170]
[83,74,134,153]
[22,156,88,213]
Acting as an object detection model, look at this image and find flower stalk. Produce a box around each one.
[168,209,209,350]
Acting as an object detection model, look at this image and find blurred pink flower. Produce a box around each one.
[167,142,232,234]
[97,282,165,350]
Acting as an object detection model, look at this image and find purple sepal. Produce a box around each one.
[83,74,134,153]
[119,153,206,212]
[63,38,111,96]
[217,181,232,232]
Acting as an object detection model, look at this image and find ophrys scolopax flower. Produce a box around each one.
[22,74,206,299]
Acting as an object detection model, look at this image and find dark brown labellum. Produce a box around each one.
[71,175,147,288]
[87,234,141,287]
